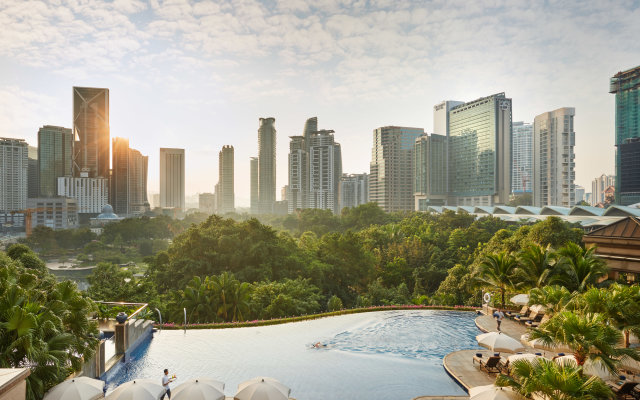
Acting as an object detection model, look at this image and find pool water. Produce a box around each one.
[105,310,480,399]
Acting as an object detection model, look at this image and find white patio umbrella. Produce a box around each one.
[105,379,165,400]
[620,357,640,373]
[510,294,529,306]
[43,377,105,400]
[477,332,526,353]
[235,379,288,400]
[521,334,571,353]
[173,378,225,400]
[469,384,521,400]
[553,355,617,380]
[529,304,546,313]
[238,377,290,397]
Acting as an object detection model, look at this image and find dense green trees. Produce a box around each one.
[0,249,98,400]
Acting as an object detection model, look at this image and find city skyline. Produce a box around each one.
[1,1,639,206]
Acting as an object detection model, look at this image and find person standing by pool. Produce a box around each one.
[494,309,505,331]
[161,369,176,399]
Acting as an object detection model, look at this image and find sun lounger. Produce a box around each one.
[506,306,528,319]
[516,310,544,323]
[608,380,639,399]
[526,314,550,328]
[478,355,502,373]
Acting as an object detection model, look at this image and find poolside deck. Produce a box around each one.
[475,314,528,338]
[443,349,496,390]
[414,396,468,400]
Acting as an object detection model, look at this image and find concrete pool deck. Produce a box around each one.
[437,311,535,396]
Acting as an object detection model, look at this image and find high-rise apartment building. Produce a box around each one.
[73,87,109,178]
[199,193,215,214]
[58,173,108,215]
[591,174,615,206]
[339,173,368,211]
[448,93,512,206]
[216,145,234,213]
[308,130,342,213]
[288,135,307,213]
[619,137,640,205]
[111,137,129,215]
[129,148,149,215]
[533,107,576,207]
[27,146,39,198]
[0,138,28,212]
[610,65,640,205]
[37,125,73,197]
[575,185,585,204]
[370,126,425,212]
[512,121,533,194]
[414,134,448,210]
[250,157,258,214]
[160,148,185,210]
[258,118,276,214]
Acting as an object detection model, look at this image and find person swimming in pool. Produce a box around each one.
[312,342,326,348]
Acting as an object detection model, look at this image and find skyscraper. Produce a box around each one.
[129,148,149,215]
[370,126,425,212]
[288,135,307,213]
[58,174,108,216]
[433,100,464,136]
[448,93,512,206]
[27,146,39,199]
[38,125,73,198]
[73,87,109,178]
[0,138,28,212]
[610,65,640,205]
[511,121,533,194]
[111,137,130,215]
[339,173,369,211]
[160,148,185,210]
[308,130,342,213]
[258,118,276,214]
[414,133,448,210]
[217,145,234,213]
[533,107,576,207]
[619,137,640,205]
[591,174,615,206]
[250,157,258,214]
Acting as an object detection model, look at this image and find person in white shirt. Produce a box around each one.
[494,309,505,331]
[161,369,175,399]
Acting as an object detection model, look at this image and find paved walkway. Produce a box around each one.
[443,349,497,391]
[475,314,528,338]
[414,396,468,400]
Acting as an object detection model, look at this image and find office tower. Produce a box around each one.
[111,137,130,215]
[511,121,533,194]
[370,126,425,212]
[610,65,640,205]
[73,87,109,178]
[414,134,448,210]
[0,138,28,212]
[591,174,616,206]
[619,137,640,205]
[575,185,585,204]
[339,173,369,211]
[27,197,78,230]
[58,173,108,215]
[199,193,215,214]
[288,135,307,213]
[217,145,234,213]
[448,93,512,206]
[160,148,185,210]
[27,146,39,198]
[303,117,318,141]
[533,107,576,207]
[433,100,464,136]
[37,125,73,197]
[111,138,148,216]
[258,118,276,214]
[250,157,258,214]
[308,130,342,213]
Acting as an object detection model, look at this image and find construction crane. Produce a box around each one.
[11,207,54,236]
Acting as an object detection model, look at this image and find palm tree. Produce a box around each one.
[573,285,640,348]
[177,276,216,323]
[496,358,615,399]
[529,311,640,374]
[528,285,573,315]
[475,252,518,309]
[516,244,556,289]
[228,282,252,322]
[208,272,238,322]
[553,243,608,293]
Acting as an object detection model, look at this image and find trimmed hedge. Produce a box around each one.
[156,304,477,330]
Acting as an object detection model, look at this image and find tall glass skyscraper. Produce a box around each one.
[448,93,512,206]
[73,87,109,178]
[370,126,425,212]
[511,121,533,194]
[610,65,640,205]
[38,125,72,198]
[414,133,447,210]
[258,117,276,214]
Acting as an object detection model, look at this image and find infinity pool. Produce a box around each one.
[105,310,480,399]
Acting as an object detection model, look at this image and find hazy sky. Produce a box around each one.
[2,0,639,207]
